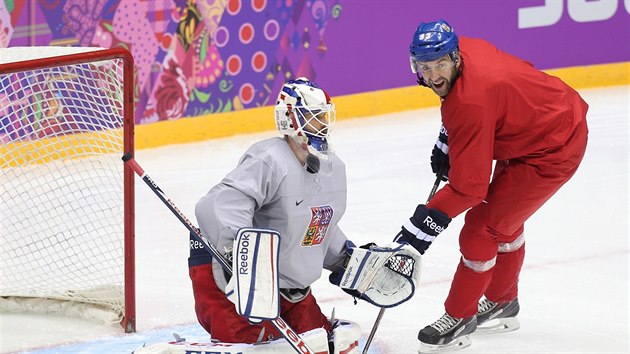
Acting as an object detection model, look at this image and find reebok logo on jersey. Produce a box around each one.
[301,205,333,246]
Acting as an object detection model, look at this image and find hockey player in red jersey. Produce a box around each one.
[393,19,589,352]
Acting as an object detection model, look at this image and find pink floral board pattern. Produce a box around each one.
[3,0,343,128]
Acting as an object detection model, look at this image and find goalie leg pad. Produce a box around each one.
[226,228,281,322]
[134,327,330,354]
[330,319,361,354]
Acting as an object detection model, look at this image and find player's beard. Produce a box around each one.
[427,69,458,98]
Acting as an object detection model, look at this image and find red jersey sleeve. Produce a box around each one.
[427,101,495,218]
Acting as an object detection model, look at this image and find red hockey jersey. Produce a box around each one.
[427,37,589,218]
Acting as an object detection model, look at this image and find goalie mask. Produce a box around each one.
[274,77,336,171]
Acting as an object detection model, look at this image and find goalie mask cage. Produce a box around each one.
[0,47,135,332]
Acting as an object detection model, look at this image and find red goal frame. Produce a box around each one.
[0,47,136,332]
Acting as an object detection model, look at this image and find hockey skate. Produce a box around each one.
[475,297,520,334]
[417,313,477,353]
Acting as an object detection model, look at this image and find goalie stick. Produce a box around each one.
[361,168,445,354]
[122,153,316,354]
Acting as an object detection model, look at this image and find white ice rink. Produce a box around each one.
[1,86,628,354]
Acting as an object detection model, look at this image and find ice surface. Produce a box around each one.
[1,86,628,354]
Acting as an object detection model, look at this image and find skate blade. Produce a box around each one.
[417,335,471,353]
[476,317,520,335]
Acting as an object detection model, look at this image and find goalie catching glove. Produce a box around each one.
[330,241,422,308]
[225,228,281,323]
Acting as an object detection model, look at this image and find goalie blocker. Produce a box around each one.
[225,228,281,323]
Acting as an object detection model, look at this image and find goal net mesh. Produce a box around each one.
[0,47,131,326]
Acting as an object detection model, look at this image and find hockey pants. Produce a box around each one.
[189,263,331,343]
[445,122,588,318]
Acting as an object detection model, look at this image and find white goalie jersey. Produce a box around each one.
[193,137,349,290]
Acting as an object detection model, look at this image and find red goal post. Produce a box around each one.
[0,47,135,332]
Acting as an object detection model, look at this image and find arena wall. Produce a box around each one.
[2,0,628,149]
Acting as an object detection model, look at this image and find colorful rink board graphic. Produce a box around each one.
[3,1,627,120]
[0,62,123,143]
[4,0,344,122]
[2,0,628,150]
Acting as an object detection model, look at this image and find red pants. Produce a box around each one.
[445,122,588,318]
[189,263,331,343]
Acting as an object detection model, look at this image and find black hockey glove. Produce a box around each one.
[393,204,451,254]
[431,125,449,182]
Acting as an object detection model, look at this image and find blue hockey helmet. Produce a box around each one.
[409,19,459,68]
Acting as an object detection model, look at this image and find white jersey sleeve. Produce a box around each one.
[323,227,350,272]
[194,140,280,259]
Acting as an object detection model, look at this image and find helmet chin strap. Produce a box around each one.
[285,135,320,174]
[305,153,320,174]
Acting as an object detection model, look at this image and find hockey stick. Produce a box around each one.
[122,153,316,354]
[361,168,444,354]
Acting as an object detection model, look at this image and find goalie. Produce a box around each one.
[183,78,422,354]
